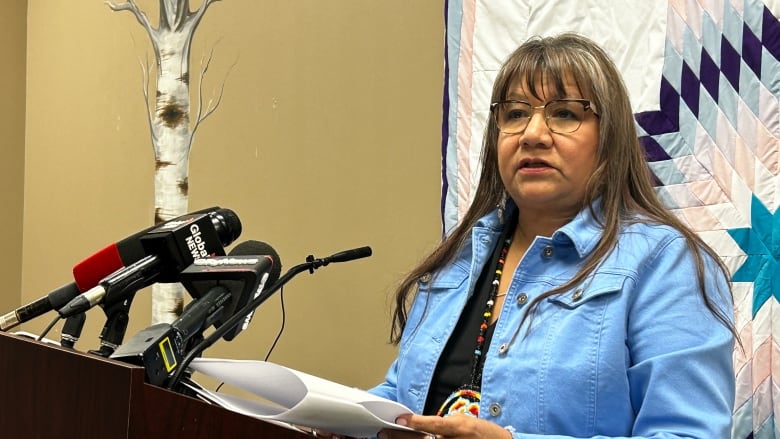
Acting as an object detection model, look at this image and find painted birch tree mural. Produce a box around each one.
[107,0,225,323]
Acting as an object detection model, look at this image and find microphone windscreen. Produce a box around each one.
[212,208,243,246]
[228,240,282,286]
[72,244,124,291]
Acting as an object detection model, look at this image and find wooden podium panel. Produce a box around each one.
[0,331,311,438]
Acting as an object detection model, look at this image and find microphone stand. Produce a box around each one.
[89,293,136,357]
[165,246,371,390]
[60,312,87,349]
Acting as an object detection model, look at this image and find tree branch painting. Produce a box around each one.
[107,0,225,323]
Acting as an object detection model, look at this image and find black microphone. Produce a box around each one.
[216,240,282,340]
[317,246,373,264]
[57,209,242,318]
[71,206,238,290]
[166,245,372,390]
[0,206,230,331]
[178,241,281,341]
[61,210,241,358]
[110,246,278,386]
[0,283,81,331]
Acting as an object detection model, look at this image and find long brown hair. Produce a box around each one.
[390,33,736,345]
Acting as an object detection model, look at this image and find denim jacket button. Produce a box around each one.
[488,402,502,417]
[541,245,554,258]
[572,288,583,301]
[516,293,528,306]
[420,272,432,283]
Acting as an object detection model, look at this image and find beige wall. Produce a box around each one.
[0,1,26,315]
[20,1,444,388]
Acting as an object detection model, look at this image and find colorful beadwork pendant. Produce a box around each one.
[437,385,481,417]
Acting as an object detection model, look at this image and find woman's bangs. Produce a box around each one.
[501,49,587,101]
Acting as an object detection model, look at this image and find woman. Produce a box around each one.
[369,33,737,438]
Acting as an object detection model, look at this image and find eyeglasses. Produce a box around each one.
[490,98,599,134]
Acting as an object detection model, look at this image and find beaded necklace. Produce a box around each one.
[436,235,512,418]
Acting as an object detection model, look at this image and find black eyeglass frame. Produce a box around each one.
[489,98,600,134]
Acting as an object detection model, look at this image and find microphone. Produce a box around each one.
[58,209,242,318]
[110,243,279,386]
[73,206,241,289]
[312,246,373,265]
[0,206,230,331]
[216,240,282,340]
[0,283,80,331]
[166,245,372,390]
[178,241,280,341]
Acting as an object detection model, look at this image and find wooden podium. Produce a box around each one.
[0,331,312,438]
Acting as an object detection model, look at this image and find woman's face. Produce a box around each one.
[497,74,600,219]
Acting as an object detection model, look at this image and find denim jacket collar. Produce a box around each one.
[472,198,605,259]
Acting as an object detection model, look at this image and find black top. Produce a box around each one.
[422,222,512,415]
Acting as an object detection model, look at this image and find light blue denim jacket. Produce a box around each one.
[369,203,735,438]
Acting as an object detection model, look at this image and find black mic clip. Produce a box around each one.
[60,312,86,349]
[305,254,320,274]
[89,293,135,357]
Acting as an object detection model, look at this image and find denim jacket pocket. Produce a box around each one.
[424,262,470,291]
[547,272,628,309]
[400,264,470,352]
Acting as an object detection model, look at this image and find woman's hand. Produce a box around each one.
[378,414,513,439]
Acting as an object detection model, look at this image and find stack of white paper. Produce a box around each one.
[188,358,415,438]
